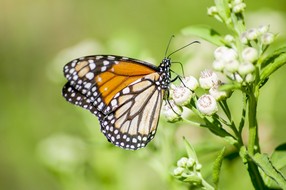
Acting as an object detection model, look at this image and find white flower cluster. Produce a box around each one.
[173,156,203,186]
[240,25,274,45]
[212,25,275,84]
[162,71,225,120]
[197,70,226,115]
[207,0,246,20]
[213,45,256,83]
[162,76,198,122]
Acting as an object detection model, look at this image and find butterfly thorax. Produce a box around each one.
[157,58,171,90]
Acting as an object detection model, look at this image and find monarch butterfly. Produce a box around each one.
[62,40,198,150]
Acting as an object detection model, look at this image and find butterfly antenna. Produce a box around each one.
[164,35,175,57]
[167,40,200,58]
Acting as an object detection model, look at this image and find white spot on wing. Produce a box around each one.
[122,87,130,94]
[89,62,96,70]
[101,66,107,72]
[84,83,91,89]
[103,60,109,65]
[96,56,103,60]
[86,72,94,80]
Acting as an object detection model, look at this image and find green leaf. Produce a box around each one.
[251,153,286,189]
[275,143,286,151]
[181,25,224,46]
[271,143,286,172]
[183,137,198,160]
[260,48,286,84]
[212,147,225,188]
[261,46,286,69]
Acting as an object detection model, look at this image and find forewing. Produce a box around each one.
[62,55,162,150]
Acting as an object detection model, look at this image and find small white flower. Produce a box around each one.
[182,76,199,91]
[240,32,249,44]
[177,157,189,167]
[209,84,228,101]
[261,32,274,45]
[207,6,218,16]
[220,48,238,62]
[224,34,235,44]
[246,28,259,40]
[199,70,219,89]
[233,73,243,83]
[169,84,177,99]
[233,0,243,4]
[224,59,240,73]
[245,73,254,83]
[258,25,269,34]
[213,60,225,71]
[233,3,246,13]
[173,167,185,176]
[196,163,202,171]
[214,46,229,60]
[173,86,193,106]
[186,158,195,168]
[162,100,182,122]
[238,62,255,76]
[222,48,237,61]
[196,94,218,115]
[242,47,258,63]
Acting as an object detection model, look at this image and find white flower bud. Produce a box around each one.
[173,86,193,106]
[247,28,259,40]
[214,46,228,60]
[214,46,238,63]
[233,3,246,13]
[213,60,225,71]
[196,163,202,170]
[199,70,219,89]
[207,6,218,16]
[240,32,249,44]
[242,47,258,63]
[173,167,185,176]
[168,84,177,99]
[182,76,199,91]
[224,59,239,73]
[186,158,196,168]
[224,34,235,44]
[261,32,274,45]
[162,100,182,122]
[238,62,255,76]
[233,0,243,4]
[209,84,228,101]
[258,25,269,34]
[196,94,218,115]
[234,73,243,83]
[177,157,189,167]
[245,73,254,83]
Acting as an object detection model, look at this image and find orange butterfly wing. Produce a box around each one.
[63,55,165,150]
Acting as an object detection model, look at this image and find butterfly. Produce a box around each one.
[62,41,198,150]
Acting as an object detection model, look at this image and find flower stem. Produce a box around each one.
[247,92,260,155]
[246,87,265,189]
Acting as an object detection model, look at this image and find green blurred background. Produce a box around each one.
[1,0,286,190]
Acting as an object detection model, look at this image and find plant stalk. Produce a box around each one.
[246,90,265,189]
